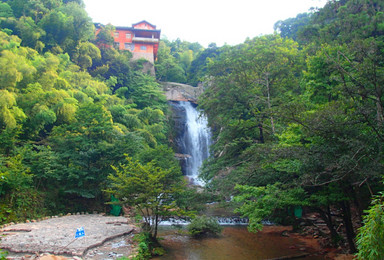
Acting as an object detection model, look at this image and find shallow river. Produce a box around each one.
[153,226,324,260]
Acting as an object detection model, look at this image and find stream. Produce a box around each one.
[153,225,324,260]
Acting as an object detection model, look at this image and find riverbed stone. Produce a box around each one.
[0,214,137,258]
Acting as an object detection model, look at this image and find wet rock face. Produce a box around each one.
[164,82,209,179]
[169,101,211,186]
[169,101,187,150]
[169,101,188,174]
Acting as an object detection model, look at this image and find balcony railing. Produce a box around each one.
[132,37,159,43]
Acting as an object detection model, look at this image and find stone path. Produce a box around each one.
[0,214,138,259]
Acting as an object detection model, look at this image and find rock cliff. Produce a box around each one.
[161,82,204,103]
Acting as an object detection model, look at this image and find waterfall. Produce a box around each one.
[171,101,211,186]
[159,216,249,226]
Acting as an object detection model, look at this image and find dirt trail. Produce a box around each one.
[0,214,138,259]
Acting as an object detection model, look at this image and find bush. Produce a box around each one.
[0,249,7,260]
[187,215,223,238]
[130,231,164,260]
[356,193,384,259]
[132,232,152,260]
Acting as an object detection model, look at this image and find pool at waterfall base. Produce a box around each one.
[153,225,325,260]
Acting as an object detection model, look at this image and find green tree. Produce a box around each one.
[298,0,384,44]
[49,102,115,200]
[187,43,221,86]
[274,12,312,41]
[234,183,307,232]
[90,45,132,92]
[199,34,302,170]
[198,2,384,253]
[58,1,94,51]
[0,89,26,130]
[38,9,73,50]
[356,192,384,259]
[155,41,186,83]
[0,0,183,219]
[0,153,45,223]
[93,23,115,47]
[72,41,101,70]
[130,73,167,110]
[0,2,14,18]
[106,156,186,239]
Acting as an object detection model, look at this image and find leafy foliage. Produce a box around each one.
[197,0,384,254]
[129,231,165,260]
[0,153,45,222]
[1,1,383,256]
[187,215,223,238]
[0,0,174,220]
[234,184,308,232]
[155,38,204,85]
[0,249,8,260]
[106,156,186,238]
[356,192,384,259]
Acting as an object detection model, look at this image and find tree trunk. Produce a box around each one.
[376,97,384,125]
[154,213,159,239]
[352,186,364,223]
[340,201,357,253]
[265,73,275,134]
[317,207,340,246]
[258,123,264,143]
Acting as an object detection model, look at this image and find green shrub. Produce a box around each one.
[187,215,223,238]
[356,193,384,259]
[132,232,153,260]
[0,249,8,260]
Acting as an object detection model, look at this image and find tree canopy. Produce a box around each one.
[0,0,180,222]
[1,0,384,257]
[197,0,384,254]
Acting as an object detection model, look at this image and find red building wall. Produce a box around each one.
[95,21,160,63]
[113,29,133,50]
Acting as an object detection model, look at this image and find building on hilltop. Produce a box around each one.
[95,20,161,64]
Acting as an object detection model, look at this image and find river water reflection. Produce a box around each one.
[153,225,324,260]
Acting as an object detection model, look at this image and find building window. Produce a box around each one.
[140,45,147,51]
[114,42,120,49]
[125,43,134,51]
[126,33,131,39]
[114,32,119,38]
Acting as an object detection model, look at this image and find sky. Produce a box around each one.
[83,0,328,47]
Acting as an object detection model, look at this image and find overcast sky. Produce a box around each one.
[83,0,328,47]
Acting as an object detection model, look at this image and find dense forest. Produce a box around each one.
[155,0,384,257]
[0,0,185,221]
[195,0,383,257]
[1,0,384,258]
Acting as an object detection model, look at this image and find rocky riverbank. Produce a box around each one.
[0,213,355,259]
[0,214,139,259]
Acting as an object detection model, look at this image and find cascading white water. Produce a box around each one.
[176,101,211,186]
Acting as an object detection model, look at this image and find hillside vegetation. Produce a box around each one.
[1,0,384,258]
[0,0,182,221]
[191,0,384,256]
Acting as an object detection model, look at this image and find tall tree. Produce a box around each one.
[106,156,186,239]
